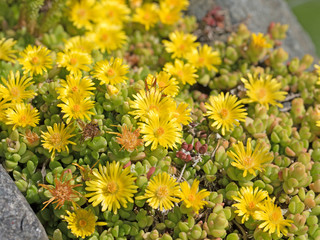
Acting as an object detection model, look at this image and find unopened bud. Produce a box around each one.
[187,144,193,151]
[147,167,156,179]
[123,161,131,168]
[199,144,208,154]
[181,142,188,150]
[185,155,192,162]
[195,141,202,152]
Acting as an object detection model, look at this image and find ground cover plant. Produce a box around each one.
[0,0,320,240]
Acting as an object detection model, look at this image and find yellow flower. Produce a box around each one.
[64,207,107,239]
[68,0,96,30]
[56,50,92,75]
[129,88,174,121]
[228,138,273,177]
[136,172,180,211]
[41,123,76,160]
[317,120,320,127]
[5,103,40,130]
[88,23,127,53]
[179,179,210,214]
[232,186,269,223]
[133,3,159,30]
[163,31,199,59]
[18,45,52,76]
[171,102,192,125]
[139,111,182,150]
[254,198,293,237]
[160,0,189,10]
[0,99,9,122]
[0,38,17,62]
[97,0,131,26]
[204,92,247,135]
[0,71,36,103]
[64,36,96,53]
[158,2,182,25]
[146,72,179,97]
[251,33,272,49]
[85,161,138,213]
[93,57,129,86]
[56,74,95,100]
[186,44,221,71]
[58,97,95,124]
[163,59,198,85]
[241,73,287,109]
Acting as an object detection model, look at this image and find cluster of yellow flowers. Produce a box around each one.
[233,186,293,237]
[85,162,210,214]
[62,162,210,238]
[0,1,296,238]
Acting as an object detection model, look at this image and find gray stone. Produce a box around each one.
[189,0,318,60]
[0,165,48,240]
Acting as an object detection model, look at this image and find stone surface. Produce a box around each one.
[0,165,48,240]
[189,0,318,59]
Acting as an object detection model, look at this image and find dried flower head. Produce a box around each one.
[23,129,40,145]
[78,120,100,141]
[109,125,143,152]
[39,170,82,210]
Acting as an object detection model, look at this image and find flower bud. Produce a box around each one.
[194,141,202,152]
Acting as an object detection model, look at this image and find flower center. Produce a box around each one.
[70,58,77,65]
[11,87,20,98]
[101,33,109,41]
[106,181,118,194]
[77,9,87,18]
[177,70,184,77]
[71,86,79,92]
[179,44,185,51]
[73,104,80,112]
[157,186,169,199]
[248,201,255,210]
[31,56,39,64]
[20,115,27,123]
[79,219,87,227]
[198,57,205,64]
[220,108,229,119]
[257,88,267,100]
[243,156,253,168]
[50,133,62,147]
[155,127,165,137]
[270,210,282,222]
[149,105,159,111]
[158,81,166,88]
[144,13,150,20]
[187,194,195,202]
[108,11,114,18]
[107,68,115,77]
